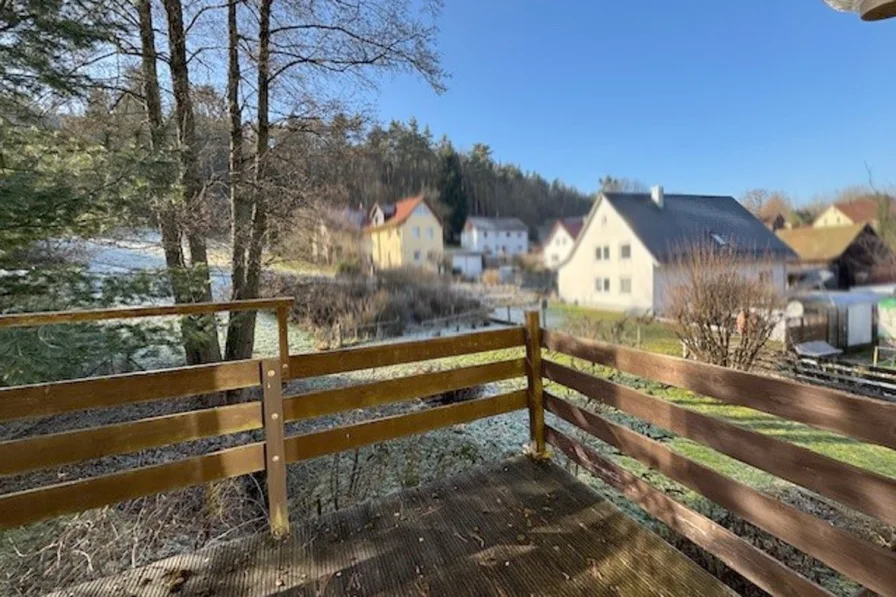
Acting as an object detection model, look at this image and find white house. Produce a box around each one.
[557,187,797,314]
[460,217,528,255]
[542,217,585,269]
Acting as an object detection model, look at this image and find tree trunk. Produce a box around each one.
[137,0,190,304]
[162,0,221,365]
[224,0,254,363]
[225,0,272,362]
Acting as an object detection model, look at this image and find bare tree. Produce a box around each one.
[224,0,446,362]
[666,243,783,371]
[740,189,792,220]
[598,175,647,194]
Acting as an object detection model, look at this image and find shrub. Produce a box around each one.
[261,267,481,344]
[666,242,783,371]
[335,261,361,277]
[481,269,501,286]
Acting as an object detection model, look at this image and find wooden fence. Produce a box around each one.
[1,302,894,596]
[0,300,529,540]
[540,329,896,597]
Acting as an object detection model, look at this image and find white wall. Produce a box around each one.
[451,254,483,279]
[543,227,575,269]
[557,199,655,313]
[461,227,528,255]
[652,261,788,315]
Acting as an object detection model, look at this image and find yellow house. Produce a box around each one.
[365,196,443,271]
[813,197,892,230]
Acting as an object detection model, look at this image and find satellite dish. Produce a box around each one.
[824,0,896,21]
[785,301,805,319]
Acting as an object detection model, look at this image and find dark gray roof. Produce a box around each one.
[603,192,797,263]
[466,217,528,231]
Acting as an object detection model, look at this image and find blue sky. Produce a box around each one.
[372,1,896,202]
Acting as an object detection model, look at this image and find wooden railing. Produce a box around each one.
[2,302,894,596]
[0,297,295,375]
[0,300,530,540]
[541,329,896,597]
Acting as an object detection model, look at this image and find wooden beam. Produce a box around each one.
[0,359,261,422]
[0,297,294,328]
[284,390,527,463]
[524,312,545,455]
[282,359,526,422]
[260,358,289,538]
[543,360,896,526]
[542,329,896,450]
[0,443,265,529]
[286,327,525,379]
[544,393,896,597]
[0,402,262,476]
[545,427,834,597]
[276,303,291,377]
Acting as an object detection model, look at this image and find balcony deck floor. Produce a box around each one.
[52,456,734,596]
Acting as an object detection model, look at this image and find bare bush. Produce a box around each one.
[666,243,783,371]
[481,269,500,286]
[262,268,481,344]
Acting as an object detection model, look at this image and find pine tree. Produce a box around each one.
[436,144,467,243]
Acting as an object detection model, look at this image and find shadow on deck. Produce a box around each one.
[51,457,732,597]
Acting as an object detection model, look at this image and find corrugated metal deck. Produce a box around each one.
[51,457,734,596]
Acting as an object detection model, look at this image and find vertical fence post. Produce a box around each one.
[524,310,546,457]
[261,358,289,538]
[276,303,290,378]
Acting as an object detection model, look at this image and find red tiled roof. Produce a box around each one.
[546,217,585,244]
[834,197,895,224]
[559,217,585,240]
[364,196,426,232]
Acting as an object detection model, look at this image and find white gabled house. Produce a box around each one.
[460,217,529,255]
[557,186,797,314]
[542,217,585,269]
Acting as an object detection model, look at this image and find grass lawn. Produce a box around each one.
[548,301,682,355]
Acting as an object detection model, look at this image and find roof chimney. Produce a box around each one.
[651,185,664,208]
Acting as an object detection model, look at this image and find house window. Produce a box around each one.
[595,278,602,292]
[413,226,420,238]
[413,250,421,261]
[604,278,610,292]
[601,215,607,226]
[620,278,632,294]
[595,247,602,261]
[518,231,524,238]
[483,231,488,238]
[426,227,434,239]
[603,246,610,260]
[620,244,631,259]
[506,231,511,238]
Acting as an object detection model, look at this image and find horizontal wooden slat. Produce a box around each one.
[283,359,526,421]
[287,327,525,379]
[543,360,896,526]
[542,329,896,450]
[544,393,896,597]
[284,390,527,463]
[0,359,261,422]
[0,442,264,529]
[0,297,294,328]
[545,427,833,597]
[0,402,263,476]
